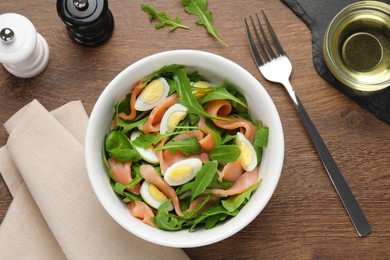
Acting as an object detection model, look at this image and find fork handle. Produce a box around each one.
[288,89,371,237]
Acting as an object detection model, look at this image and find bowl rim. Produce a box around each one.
[85,49,284,248]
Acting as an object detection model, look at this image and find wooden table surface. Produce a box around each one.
[1,0,389,259]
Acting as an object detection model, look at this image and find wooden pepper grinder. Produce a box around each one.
[0,13,50,78]
[57,0,114,46]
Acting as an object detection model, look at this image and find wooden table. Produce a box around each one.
[1,0,389,259]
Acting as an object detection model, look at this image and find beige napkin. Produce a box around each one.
[0,100,189,260]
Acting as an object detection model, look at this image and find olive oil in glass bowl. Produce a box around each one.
[323,1,390,92]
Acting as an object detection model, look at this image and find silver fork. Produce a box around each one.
[244,11,371,237]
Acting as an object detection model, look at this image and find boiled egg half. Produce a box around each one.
[134,77,170,111]
[130,131,159,164]
[191,81,215,99]
[235,132,257,171]
[164,158,202,186]
[140,181,174,211]
[160,103,188,134]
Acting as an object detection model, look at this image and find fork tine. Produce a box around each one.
[249,15,270,62]
[244,17,264,66]
[261,10,286,56]
[255,13,276,60]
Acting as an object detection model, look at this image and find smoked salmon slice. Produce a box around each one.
[210,167,258,196]
[119,81,146,121]
[140,164,183,216]
[204,100,256,142]
[107,158,140,195]
[143,94,179,133]
[218,160,243,182]
[128,201,155,227]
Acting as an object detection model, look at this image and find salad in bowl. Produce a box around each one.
[85,50,284,247]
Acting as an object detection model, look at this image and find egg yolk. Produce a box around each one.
[149,184,167,202]
[167,111,186,131]
[237,140,253,169]
[192,81,213,98]
[169,165,193,182]
[139,79,165,103]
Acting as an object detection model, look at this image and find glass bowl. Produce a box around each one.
[323,1,390,92]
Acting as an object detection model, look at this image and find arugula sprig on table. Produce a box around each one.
[182,0,228,47]
[140,0,227,46]
[141,4,189,31]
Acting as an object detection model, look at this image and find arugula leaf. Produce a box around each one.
[141,4,190,31]
[181,195,211,219]
[189,205,238,231]
[174,69,233,122]
[253,126,269,162]
[154,136,201,156]
[126,164,143,188]
[113,99,149,133]
[190,161,218,202]
[152,200,184,231]
[202,87,247,108]
[105,131,142,163]
[112,182,127,196]
[111,182,142,202]
[209,145,241,164]
[131,131,190,148]
[102,142,116,181]
[122,192,142,203]
[207,178,234,190]
[115,112,148,134]
[144,64,185,83]
[221,181,261,212]
[182,0,228,47]
[115,94,130,114]
[226,86,249,114]
[221,134,236,144]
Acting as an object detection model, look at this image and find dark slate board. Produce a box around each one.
[280,0,390,125]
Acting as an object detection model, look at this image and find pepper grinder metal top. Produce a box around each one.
[57,0,114,46]
[0,13,50,78]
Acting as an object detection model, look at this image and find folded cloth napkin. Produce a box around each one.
[0,100,189,260]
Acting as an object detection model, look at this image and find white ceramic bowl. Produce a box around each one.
[85,50,284,248]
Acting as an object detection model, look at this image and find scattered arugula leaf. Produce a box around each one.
[189,205,238,231]
[174,68,233,122]
[154,136,201,156]
[190,161,218,201]
[152,200,185,231]
[207,178,234,190]
[221,134,236,145]
[182,0,228,47]
[102,142,115,181]
[144,64,185,83]
[111,182,142,202]
[141,4,190,31]
[209,145,241,164]
[115,110,149,134]
[131,130,190,148]
[181,195,211,219]
[221,181,261,212]
[105,131,142,163]
[112,181,127,196]
[202,87,247,108]
[253,126,269,162]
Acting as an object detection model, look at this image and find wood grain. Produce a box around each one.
[1,0,389,259]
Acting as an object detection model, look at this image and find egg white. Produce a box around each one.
[140,181,174,211]
[164,158,202,186]
[134,77,170,111]
[130,131,159,164]
[235,132,257,171]
[159,103,188,134]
